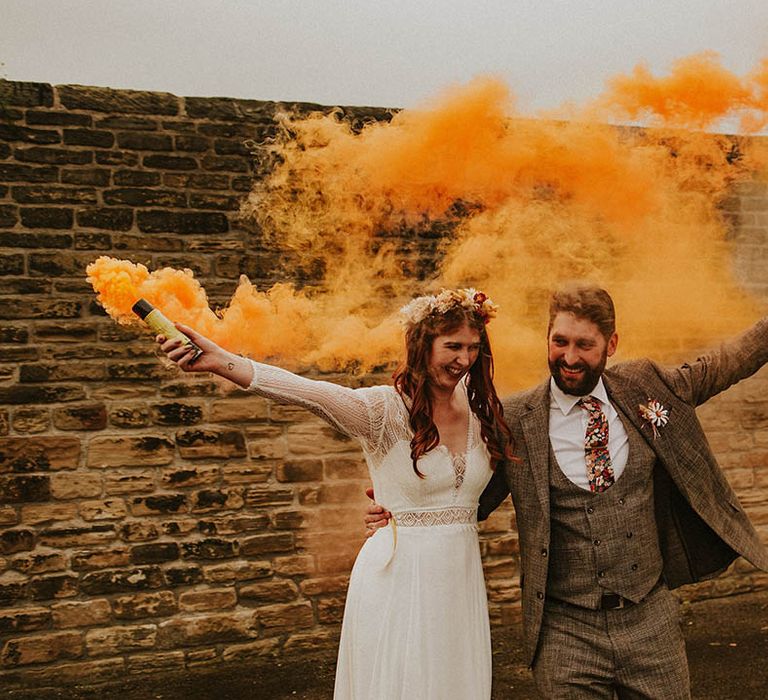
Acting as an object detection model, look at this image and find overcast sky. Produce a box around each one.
[3,1,768,112]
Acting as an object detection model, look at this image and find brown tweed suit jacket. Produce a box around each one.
[479,317,768,665]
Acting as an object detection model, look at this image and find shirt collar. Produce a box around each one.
[549,376,610,416]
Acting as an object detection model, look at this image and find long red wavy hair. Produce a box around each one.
[393,306,515,477]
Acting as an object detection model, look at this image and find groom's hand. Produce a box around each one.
[364,487,391,538]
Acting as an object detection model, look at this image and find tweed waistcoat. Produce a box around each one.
[546,410,664,608]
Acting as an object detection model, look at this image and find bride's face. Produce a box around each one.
[427,322,481,392]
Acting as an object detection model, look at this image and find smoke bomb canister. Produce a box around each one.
[131,298,202,363]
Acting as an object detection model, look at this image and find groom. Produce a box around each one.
[366,282,768,698]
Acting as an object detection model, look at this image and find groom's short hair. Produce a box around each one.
[548,282,616,341]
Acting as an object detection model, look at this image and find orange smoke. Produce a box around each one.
[88,53,768,392]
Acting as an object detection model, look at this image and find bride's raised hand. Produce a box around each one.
[156,323,222,374]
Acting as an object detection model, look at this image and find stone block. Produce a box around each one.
[273,555,316,577]
[178,588,237,612]
[209,397,269,422]
[324,457,369,480]
[20,360,105,382]
[33,322,97,342]
[0,607,52,634]
[0,436,80,473]
[10,408,50,434]
[239,580,298,604]
[51,599,112,629]
[257,602,314,635]
[283,629,339,655]
[300,574,350,597]
[19,206,74,229]
[130,542,180,564]
[58,85,180,115]
[79,499,128,521]
[87,436,174,467]
[38,524,115,548]
[0,529,35,555]
[161,465,220,489]
[150,401,204,426]
[220,638,280,662]
[0,253,24,276]
[276,459,323,483]
[181,538,238,560]
[61,167,111,186]
[80,567,164,595]
[0,80,54,107]
[95,150,139,166]
[14,146,91,165]
[157,611,258,648]
[239,533,294,556]
[50,472,101,499]
[164,565,204,587]
[270,509,309,530]
[113,591,177,620]
[129,494,188,516]
[53,404,107,431]
[125,650,185,674]
[63,128,114,147]
[0,505,18,526]
[174,135,210,152]
[203,560,272,585]
[28,574,79,601]
[113,169,161,186]
[243,486,294,507]
[8,549,66,575]
[70,547,132,571]
[196,513,268,537]
[116,132,174,151]
[137,210,229,234]
[175,428,246,459]
[102,187,185,207]
[0,579,28,608]
[85,624,157,657]
[12,184,97,205]
[104,470,156,496]
[189,192,240,210]
[285,423,356,456]
[76,207,133,230]
[115,520,159,543]
[1,630,83,667]
[222,462,274,484]
[190,489,245,513]
[0,123,60,144]
[317,595,345,624]
[143,154,198,170]
[108,404,151,429]
[160,519,198,537]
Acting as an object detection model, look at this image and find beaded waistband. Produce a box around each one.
[392,506,477,527]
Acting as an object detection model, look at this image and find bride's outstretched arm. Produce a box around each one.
[157,323,385,448]
[157,322,254,388]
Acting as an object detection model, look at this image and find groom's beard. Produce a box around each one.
[549,351,608,396]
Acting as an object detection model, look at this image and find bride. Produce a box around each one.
[156,288,514,699]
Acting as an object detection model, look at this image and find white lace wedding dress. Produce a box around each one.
[248,361,493,700]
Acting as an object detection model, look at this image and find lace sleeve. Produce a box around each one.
[247,360,388,451]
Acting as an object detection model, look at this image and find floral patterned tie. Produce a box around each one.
[577,396,615,492]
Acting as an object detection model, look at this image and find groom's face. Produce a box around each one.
[548,312,617,396]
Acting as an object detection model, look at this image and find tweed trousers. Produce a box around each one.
[532,583,690,699]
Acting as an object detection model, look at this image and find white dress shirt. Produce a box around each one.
[548,377,629,491]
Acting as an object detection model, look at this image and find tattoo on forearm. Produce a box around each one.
[227,362,235,371]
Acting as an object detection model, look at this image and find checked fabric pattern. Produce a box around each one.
[577,395,616,492]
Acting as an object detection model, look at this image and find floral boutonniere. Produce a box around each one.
[639,399,670,439]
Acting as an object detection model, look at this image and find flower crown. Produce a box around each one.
[399,288,498,328]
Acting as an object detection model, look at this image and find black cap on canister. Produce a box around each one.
[132,298,154,320]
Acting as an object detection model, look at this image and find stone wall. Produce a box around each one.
[0,79,767,687]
